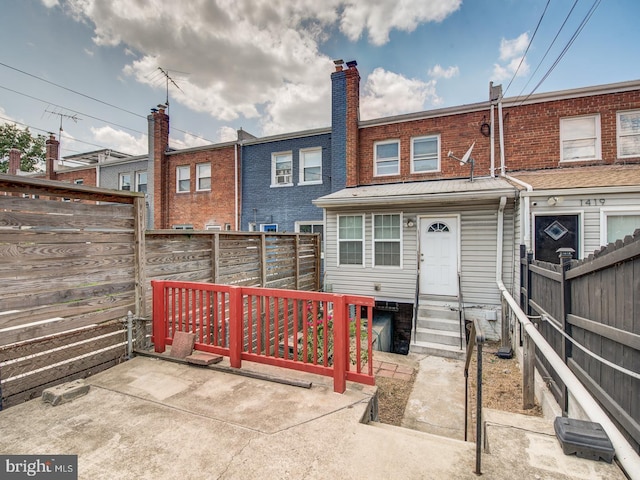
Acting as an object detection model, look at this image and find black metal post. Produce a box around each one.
[557,247,575,416]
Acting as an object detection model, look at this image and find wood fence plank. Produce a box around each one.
[0,211,135,230]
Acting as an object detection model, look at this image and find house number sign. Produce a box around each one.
[579,198,605,206]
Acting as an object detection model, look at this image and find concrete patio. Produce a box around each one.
[0,353,627,479]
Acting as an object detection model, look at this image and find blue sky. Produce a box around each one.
[1,0,639,160]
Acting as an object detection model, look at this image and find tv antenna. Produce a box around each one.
[44,108,81,166]
[447,142,476,182]
[157,67,186,108]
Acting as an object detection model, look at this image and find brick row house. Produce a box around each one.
[9,61,640,357]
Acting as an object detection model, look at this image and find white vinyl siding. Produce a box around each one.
[374,140,400,176]
[560,115,601,162]
[617,110,640,158]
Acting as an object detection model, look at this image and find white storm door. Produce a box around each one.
[419,217,459,296]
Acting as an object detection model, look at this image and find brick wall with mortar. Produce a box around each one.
[164,145,238,229]
[241,133,332,231]
[151,106,170,228]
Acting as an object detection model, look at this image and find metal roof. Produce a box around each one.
[313,176,517,207]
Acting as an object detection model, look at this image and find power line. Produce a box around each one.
[518,0,601,105]
[502,0,551,97]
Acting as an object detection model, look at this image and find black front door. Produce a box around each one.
[534,215,579,263]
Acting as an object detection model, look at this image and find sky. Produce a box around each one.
[1,0,639,161]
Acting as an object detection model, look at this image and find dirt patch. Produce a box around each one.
[376,342,541,426]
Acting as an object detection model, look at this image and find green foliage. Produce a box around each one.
[0,123,46,173]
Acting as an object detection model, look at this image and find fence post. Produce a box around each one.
[522,327,535,409]
[333,295,347,393]
[229,286,243,369]
[152,280,167,353]
[558,247,575,415]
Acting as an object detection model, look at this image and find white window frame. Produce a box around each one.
[260,223,278,232]
[560,114,601,163]
[374,140,400,176]
[372,213,402,268]
[74,179,83,185]
[599,207,640,246]
[177,166,190,192]
[617,109,640,159]
[337,214,365,266]
[299,147,322,185]
[135,171,147,193]
[411,135,440,173]
[271,151,293,187]
[205,224,222,231]
[119,173,131,191]
[172,224,194,230]
[196,163,211,191]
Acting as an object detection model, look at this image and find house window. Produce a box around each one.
[296,221,324,256]
[136,171,147,193]
[260,224,278,232]
[172,224,194,230]
[119,173,131,191]
[177,166,190,192]
[560,115,601,162]
[373,214,401,267]
[299,148,322,184]
[617,110,640,158]
[197,163,211,191]
[411,135,440,173]
[338,215,364,265]
[601,209,640,245]
[272,152,292,186]
[374,140,400,176]
[74,179,83,185]
[205,224,222,231]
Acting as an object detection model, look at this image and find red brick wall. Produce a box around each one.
[151,107,170,228]
[345,63,360,187]
[351,87,640,186]
[165,145,237,229]
[54,168,97,186]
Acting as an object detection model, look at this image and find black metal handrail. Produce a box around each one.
[464,318,486,476]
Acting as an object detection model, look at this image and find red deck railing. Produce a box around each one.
[151,280,375,393]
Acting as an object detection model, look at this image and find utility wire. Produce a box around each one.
[518,0,601,105]
[502,0,551,97]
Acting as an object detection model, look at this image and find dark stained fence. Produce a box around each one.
[0,175,146,408]
[520,230,640,451]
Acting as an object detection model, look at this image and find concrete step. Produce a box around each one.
[416,317,460,333]
[366,421,471,446]
[415,327,462,347]
[409,340,465,360]
[417,306,459,321]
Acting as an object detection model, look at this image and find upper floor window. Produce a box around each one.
[197,163,211,191]
[260,224,278,232]
[119,173,131,191]
[177,165,190,192]
[617,110,640,158]
[136,171,147,193]
[374,140,400,176]
[272,152,292,187]
[338,215,364,266]
[299,148,322,184]
[560,115,601,162]
[411,135,440,173]
[373,214,401,267]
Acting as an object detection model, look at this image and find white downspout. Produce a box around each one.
[498,97,506,176]
[504,175,533,249]
[496,196,507,290]
[490,103,495,178]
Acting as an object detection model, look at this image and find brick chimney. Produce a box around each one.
[45,134,59,180]
[8,148,21,175]
[331,59,360,190]
[149,104,169,229]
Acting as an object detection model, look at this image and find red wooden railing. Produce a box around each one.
[151,280,375,393]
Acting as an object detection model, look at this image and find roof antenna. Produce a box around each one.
[447,142,476,182]
[157,67,186,114]
[44,108,81,166]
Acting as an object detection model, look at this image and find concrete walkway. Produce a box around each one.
[0,353,629,479]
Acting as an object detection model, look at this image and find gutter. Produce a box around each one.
[503,174,533,249]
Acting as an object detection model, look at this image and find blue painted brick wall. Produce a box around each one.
[241,133,335,232]
[331,70,347,192]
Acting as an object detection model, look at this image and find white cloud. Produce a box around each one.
[47,1,460,137]
[40,0,59,8]
[493,32,530,82]
[428,64,459,79]
[89,126,147,155]
[83,48,94,57]
[217,126,238,143]
[340,0,461,46]
[360,68,441,120]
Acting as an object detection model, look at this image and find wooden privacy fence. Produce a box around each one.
[151,280,375,393]
[519,231,640,451]
[0,175,322,409]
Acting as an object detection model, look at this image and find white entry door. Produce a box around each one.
[419,217,459,296]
